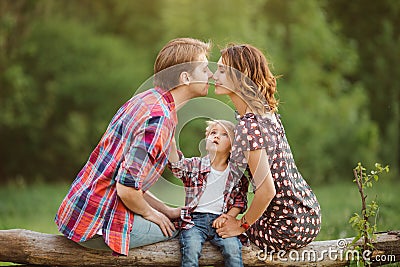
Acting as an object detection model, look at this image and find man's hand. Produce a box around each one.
[165,207,181,220]
[142,208,176,237]
[117,183,177,237]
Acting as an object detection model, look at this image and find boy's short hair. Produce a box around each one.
[154,38,211,90]
[205,120,235,143]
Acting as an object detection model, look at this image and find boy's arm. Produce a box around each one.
[231,174,250,213]
[213,207,242,229]
[167,138,195,181]
[213,174,249,229]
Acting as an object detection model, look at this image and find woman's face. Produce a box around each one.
[213,57,236,95]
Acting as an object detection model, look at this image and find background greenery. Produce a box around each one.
[1,0,399,184]
[0,1,399,266]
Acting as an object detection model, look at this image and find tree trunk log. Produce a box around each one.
[0,229,399,266]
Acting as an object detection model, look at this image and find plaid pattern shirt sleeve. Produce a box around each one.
[223,163,249,214]
[168,150,191,180]
[169,154,210,228]
[230,173,249,213]
[117,116,169,191]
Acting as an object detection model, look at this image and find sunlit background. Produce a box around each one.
[0,0,399,261]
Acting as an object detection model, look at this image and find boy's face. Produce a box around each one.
[205,123,232,155]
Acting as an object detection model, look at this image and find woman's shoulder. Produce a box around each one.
[238,112,283,132]
[237,112,258,127]
[237,112,275,130]
[234,113,267,149]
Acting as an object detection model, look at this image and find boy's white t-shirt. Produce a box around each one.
[194,166,230,215]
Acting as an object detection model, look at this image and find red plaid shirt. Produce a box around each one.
[55,88,177,256]
[169,153,249,229]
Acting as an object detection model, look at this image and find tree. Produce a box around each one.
[0,0,385,184]
[160,0,379,183]
[324,0,400,176]
[257,0,379,183]
[0,10,148,181]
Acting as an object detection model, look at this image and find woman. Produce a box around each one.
[213,44,321,252]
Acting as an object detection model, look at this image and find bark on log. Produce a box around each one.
[0,229,399,266]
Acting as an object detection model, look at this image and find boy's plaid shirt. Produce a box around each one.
[169,153,249,229]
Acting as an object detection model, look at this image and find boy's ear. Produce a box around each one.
[179,71,190,85]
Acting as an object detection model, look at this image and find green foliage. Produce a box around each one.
[324,0,400,180]
[0,0,398,184]
[349,162,389,266]
[0,15,149,181]
[257,0,380,183]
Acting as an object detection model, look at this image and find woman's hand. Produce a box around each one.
[215,214,244,238]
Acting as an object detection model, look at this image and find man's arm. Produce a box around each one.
[144,191,181,219]
[116,183,176,237]
[168,138,180,163]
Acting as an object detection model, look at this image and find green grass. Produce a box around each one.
[0,179,399,266]
[1,180,398,238]
[0,181,70,234]
[312,180,400,241]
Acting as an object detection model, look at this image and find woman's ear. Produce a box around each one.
[179,71,190,85]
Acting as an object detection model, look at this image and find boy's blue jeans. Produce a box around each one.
[180,212,243,267]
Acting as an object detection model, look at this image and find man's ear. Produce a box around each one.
[179,71,190,85]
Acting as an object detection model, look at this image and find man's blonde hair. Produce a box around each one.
[154,38,211,90]
[205,120,235,143]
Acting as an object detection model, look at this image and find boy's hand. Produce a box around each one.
[212,214,228,229]
[215,214,244,238]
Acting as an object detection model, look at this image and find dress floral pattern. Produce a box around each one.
[231,112,321,251]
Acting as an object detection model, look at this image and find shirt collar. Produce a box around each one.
[155,87,174,105]
[155,87,177,123]
[200,155,212,173]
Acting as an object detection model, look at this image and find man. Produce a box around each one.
[55,38,212,256]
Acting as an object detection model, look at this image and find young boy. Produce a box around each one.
[169,120,248,267]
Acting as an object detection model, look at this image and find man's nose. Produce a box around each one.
[207,69,213,79]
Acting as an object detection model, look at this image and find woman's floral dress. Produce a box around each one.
[231,113,321,251]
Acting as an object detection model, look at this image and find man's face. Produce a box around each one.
[188,53,213,97]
